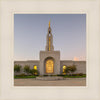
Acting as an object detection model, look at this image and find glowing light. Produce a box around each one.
[63,65,66,73]
[34,65,37,70]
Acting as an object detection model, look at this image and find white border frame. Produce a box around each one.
[0,0,100,100]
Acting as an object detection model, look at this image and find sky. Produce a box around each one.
[14,14,86,61]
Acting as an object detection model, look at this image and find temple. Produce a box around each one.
[14,22,86,75]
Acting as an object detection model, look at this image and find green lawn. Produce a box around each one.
[14,75,37,79]
[63,74,86,78]
[14,74,86,79]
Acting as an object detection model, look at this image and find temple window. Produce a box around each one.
[63,65,66,74]
[34,65,37,70]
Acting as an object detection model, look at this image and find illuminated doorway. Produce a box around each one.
[45,59,54,74]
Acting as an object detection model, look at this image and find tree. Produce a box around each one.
[70,65,77,75]
[64,67,70,75]
[24,65,30,74]
[14,64,21,72]
[64,65,77,75]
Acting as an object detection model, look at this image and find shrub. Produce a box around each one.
[43,75,48,76]
[57,74,61,76]
[70,65,77,73]
[24,65,30,74]
[64,65,77,75]
[15,73,25,77]
[57,74,65,76]
[29,69,38,75]
[72,73,83,76]
[64,67,70,74]
[19,73,25,77]
[72,74,77,76]
[52,75,57,76]
[14,64,21,72]
[79,73,83,76]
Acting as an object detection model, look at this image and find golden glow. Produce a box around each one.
[73,57,79,61]
[49,37,51,51]
[46,59,54,73]
[34,65,37,70]
[49,21,50,27]
[63,65,66,74]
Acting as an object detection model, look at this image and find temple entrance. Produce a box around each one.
[45,59,54,74]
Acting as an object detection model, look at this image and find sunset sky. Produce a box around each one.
[14,14,86,61]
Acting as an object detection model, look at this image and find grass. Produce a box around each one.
[63,74,86,78]
[14,75,37,79]
[14,74,86,79]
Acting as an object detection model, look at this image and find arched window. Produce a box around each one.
[63,65,66,74]
[34,65,37,70]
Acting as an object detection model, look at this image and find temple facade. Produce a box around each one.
[14,22,86,75]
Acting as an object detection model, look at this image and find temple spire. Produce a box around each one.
[49,21,50,28]
[45,21,54,51]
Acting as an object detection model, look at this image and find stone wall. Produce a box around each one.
[74,61,86,74]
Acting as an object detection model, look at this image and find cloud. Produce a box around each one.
[73,56,86,61]
[73,57,79,61]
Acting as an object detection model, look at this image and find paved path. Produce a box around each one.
[14,78,86,86]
